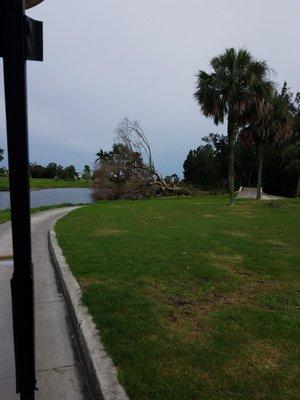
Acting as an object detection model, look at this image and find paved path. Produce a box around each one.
[0,207,87,399]
[236,187,283,200]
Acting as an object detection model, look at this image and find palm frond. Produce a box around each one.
[194,47,275,128]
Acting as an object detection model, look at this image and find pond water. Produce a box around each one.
[0,188,94,210]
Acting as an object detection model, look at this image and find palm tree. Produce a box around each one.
[95,149,105,162]
[240,93,294,199]
[194,48,273,205]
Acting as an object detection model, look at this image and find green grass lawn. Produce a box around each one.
[0,203,74,225]
[55,196,300,400]
[0,177,90,191]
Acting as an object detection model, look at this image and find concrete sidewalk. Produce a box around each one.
[0,207,87,399]
[236,187,283,200]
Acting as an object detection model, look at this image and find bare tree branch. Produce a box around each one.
[115,118,177,193]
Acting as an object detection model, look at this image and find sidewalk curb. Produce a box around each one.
[49,225,129,400]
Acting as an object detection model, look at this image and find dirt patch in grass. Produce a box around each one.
[165,285,251,316]
[92,228,125,236]
[227,208,256,217]
[226,340,280,377]
[205,252,244,272]
[78,276,105,290]
[146,277,288,346]
[267,239,289,247]
[223,230,250,238]
[202,214,216,218]
[248,340,280,371]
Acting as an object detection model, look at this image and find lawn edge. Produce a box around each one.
[49,224,129,400]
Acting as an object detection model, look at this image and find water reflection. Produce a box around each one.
[0,188,94,210]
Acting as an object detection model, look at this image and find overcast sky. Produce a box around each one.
[0,0,299,176]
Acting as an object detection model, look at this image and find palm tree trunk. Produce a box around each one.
[227,115,235,205]
[256,143,264,200]
[296,173,300,197]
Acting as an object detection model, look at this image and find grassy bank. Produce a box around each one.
[0,203,74,225]
[55,196,300,400]
[0,177,90,191]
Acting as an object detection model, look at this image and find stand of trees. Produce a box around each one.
[184,134,254,191]
[30,163,79,180]
[184,83,300,197]
[194,48,274,204]
[1,151,91,181]
[194,48,298,201]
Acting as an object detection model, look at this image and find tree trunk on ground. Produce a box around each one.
[296,173,300,197]
[256,143,264,200]
[138,162,176,195]
[227,115,235,206]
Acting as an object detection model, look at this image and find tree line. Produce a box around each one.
[184,82,300,197]
[0,156,92,181]
[30,162,92,180]
[193,48,299,203]
[30,163,79,179]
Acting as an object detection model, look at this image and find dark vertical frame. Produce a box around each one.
[2,0,36,398]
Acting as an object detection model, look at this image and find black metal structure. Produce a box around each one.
[0,1,43,399]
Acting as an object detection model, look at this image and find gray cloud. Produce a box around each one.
[1,0,299,176]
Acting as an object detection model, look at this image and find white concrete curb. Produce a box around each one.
[49,224,130,400]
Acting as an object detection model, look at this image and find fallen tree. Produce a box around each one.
[93,118,185,200]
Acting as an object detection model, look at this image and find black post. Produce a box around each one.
[2,0,36,399]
